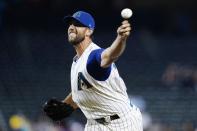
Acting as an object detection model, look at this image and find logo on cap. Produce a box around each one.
[64,11,95,30]
[73,12,81,18]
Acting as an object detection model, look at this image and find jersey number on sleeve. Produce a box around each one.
[78,72,92,90]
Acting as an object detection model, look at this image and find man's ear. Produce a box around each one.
[86,29,93,37]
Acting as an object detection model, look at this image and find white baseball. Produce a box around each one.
[121,8,133,19]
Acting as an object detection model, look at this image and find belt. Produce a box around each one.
[95,114,120,125]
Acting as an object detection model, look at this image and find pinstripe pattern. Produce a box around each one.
[71,42,143,131]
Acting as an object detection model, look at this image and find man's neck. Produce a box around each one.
[74,38,92,57]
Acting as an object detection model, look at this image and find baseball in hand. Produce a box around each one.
[121,8,133,19]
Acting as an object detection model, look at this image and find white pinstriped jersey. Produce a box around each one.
[70,42,133,120]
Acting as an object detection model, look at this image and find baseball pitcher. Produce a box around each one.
[43,11,143,131]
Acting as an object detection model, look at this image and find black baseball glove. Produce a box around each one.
[43,98,74,121]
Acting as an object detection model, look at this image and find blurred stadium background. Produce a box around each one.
[0,0,197,131]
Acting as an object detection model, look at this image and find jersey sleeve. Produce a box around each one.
[86,49,111,81]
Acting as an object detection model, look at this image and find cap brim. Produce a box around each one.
[63,16,74,25]
[63,16,85,27]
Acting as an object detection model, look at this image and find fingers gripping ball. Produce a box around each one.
[121,8,133,19]
[43,98,74,121]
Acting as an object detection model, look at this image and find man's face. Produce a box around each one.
[67,20,88,45]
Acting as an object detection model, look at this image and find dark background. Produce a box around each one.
[0,0,197,131]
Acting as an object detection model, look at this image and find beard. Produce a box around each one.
[68,32,85,45]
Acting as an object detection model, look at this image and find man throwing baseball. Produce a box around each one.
[43,11,143,131]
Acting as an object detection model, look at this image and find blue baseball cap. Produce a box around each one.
[64,11,95,30]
